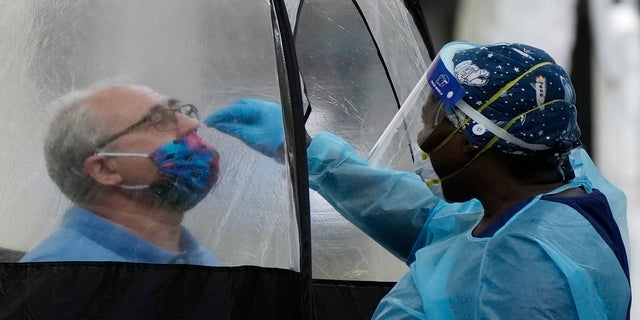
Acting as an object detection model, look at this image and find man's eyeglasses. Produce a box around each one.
[95,104,199,150]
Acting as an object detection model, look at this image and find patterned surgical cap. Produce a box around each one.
[448,42,581,156]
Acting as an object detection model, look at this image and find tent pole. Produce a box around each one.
[403,0,437,59]
[270,1,313,318]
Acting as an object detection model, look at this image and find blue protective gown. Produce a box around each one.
[307,131,630,319]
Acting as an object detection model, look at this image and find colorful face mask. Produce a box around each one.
[98,133,220,211]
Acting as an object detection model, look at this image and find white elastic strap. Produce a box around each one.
[96,152,149,158]
[119,184,150,190]
[95,152,152,191]
[456,101,550,151]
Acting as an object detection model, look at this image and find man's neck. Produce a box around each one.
[86,195,185,252]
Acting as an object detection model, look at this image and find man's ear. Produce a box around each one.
[84,155,122,185]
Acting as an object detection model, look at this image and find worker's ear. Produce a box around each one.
[84,154,123,185]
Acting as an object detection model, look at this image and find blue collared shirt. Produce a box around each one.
[20,206,219,266]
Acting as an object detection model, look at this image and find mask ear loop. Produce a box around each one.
[420,110,474,187]
[424,121,488,187]
[93,152,154,190]
[421,125,462,160]
[95,152,149,158]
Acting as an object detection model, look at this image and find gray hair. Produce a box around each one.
[44,87,111,205]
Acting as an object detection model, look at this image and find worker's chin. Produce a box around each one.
[442,188,472,203]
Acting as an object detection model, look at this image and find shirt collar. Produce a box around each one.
[61,206,214,264]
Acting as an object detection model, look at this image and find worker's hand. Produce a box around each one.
[205,99,284,162]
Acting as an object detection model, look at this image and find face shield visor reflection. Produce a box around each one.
[416,53,467,147]
[416,90,447,147]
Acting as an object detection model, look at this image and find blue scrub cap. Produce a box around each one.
[427,41,581,156]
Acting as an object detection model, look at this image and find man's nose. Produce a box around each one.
[175,113,201,135]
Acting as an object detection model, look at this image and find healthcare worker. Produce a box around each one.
[206,41,630,319]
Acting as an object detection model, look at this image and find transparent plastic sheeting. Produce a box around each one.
[368,71,429,169]
[0,1,295,269]
[295,0,429,280]
[0,0,429,281]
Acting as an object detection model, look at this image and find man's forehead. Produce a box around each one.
[128,85,164,99]
[88,85,173,128]
[88,86,170,110]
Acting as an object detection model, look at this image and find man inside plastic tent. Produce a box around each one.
[21,85,220,266]
[205,42,630,319]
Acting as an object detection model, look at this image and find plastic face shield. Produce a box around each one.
[367,42,483,175]
[416,43,477,148]
[423,42,479,128]
[368,43,476,169]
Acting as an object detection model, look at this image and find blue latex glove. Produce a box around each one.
[205,99,284,161]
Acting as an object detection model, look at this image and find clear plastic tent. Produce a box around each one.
[295,0,430,280]
[0,0,297,269]
[0,0,431,318]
